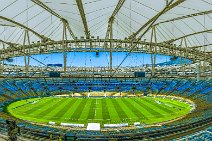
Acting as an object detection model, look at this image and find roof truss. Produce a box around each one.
[164,29,212,43]
[76,0,90,39]
[188,43,212,49]
[105,0,126,40]
[155,10,212,25]
[0,16,51,42]
[0,40,19,46]
[128,0,186,40]
[31,0,77,39]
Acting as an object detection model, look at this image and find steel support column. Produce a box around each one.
[203,44,206,78]
[110,22,113,76]
[196,63,200,82]
[0,42,5,76]
[23,30,30,77]
[105,0,125,76]
[0,60,3,76]
[179,38,183,68]
[153,27,157,77]
[183,37,188,76]
[62,21,68,74]
[150,26,157,77]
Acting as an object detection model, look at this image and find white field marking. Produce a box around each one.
[94,99,97,117]
[164,103,172,107]
[30,101,38,104]
[155,100,162,104]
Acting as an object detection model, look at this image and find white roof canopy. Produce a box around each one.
[0,0,211,52]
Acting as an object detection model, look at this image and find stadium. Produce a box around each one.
[0,0,211,140]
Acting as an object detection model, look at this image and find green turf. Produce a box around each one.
[7,96,192,125]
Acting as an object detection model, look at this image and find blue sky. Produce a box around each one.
[5,52,173,67]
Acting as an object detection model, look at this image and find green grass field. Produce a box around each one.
[7,96,191,125]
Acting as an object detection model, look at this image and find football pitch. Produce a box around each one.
[7,96,192,125]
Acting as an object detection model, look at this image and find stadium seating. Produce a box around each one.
[0,78,211,140]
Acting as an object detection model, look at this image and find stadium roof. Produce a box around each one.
[0,0,212,52]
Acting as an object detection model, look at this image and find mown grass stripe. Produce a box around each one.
[95,99,102,120]
[45,99,71,120]
[122,98,147,119]
[142,98,175,114]
[51,98,77,120]
[79,99,92,120]
[35,98,68,118]
[156,98,188,108]
[101,99,110,120]
[24,98,54,114]
[127,99,153,118]
[132,99,162,118]
[117,99,138,120]
[167,101,185,109]
[138,98,175,116]
[62,99,82,122]
[106,99,120,121]
[87,99,96,119]
[111,99,128,120]
[70,99,87,120]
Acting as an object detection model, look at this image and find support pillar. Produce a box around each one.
[150,26,157,77]
[0,42,5,76]
[23,30,30,77]
[203,46,206,79]
[179,38,183,75]
[109,21,113,77]
[183,38,188,76]
[0,60,3,76]
[179,38,187,76]
[62,21,68,75]
[153,26,157,76]
[196,62,200,82]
